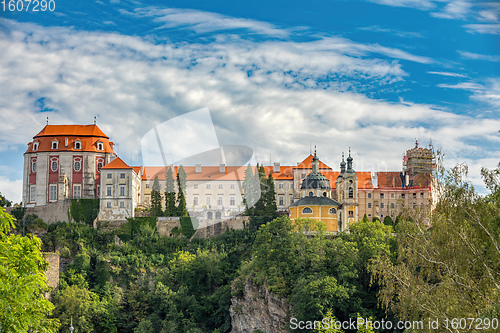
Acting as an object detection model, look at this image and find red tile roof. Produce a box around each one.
[35,125,109,138]
[377,172,403,188]
[102,157,132,170]
[294,155,332,170]
[322,171,374,189]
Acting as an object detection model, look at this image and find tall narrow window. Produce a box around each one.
[33,142,39,151]
[279,196,284,206]
[97,162,103,173]
[51,160,58,172]
[348,187,354,198]
[74,160,81,172]
[75,140,81,149]
[73,185,81,199]
[193,196,198,206]
[51,141,58,149]
[206,196,211,206]
[120,186,125,196]
[30,185,36,203]
[217,196,223,206]
[106,186,112,196]
[230,196,235,206]
[49,184,57,201]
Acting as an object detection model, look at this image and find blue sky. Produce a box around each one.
[0,0,499,202]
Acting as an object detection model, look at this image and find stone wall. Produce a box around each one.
[230,279,289,333]
[24,200,72,224]
[44,252,60,298]
[156,217,181,237]
[192,216,248,239]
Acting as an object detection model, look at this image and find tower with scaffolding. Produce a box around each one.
[402,139,435,187]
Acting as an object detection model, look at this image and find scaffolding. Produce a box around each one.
[403,141,435,177]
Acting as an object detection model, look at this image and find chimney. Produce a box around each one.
[219,163,225,173]
[195,164,201,173]
[273,162,280,173]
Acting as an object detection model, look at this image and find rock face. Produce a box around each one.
[230,279,289,333]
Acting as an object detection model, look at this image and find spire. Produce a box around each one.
[347,147,354,172]
[94,116,97,124]
[46,116,49,125]
[312,147,319,173]
[340,152,346,174]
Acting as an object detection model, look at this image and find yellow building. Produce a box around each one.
[289,152,342,232]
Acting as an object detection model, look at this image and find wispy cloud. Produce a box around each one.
[431,0,473,20]
[438,82,485,90]
[358,25,424,38]
[459,51,500,62]
[121,7,290,38]
[463,23,500,35]
[428,71,468,78]
[367,0,435,10]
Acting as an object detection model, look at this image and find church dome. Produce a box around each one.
[300,172,331,190]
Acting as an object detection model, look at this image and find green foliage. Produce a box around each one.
[242,164,260,214]
[0,208,60,332]
[383,215,393,227]
[180,217,196,238]
[371,162,500,329]
[176,171,188,217]
[60,246,71,259]
[70,199,100,226]
[264,174,278,218]
[0,192,11,207]
[178,165,187,193]
[165,166,177,217]
[151,176,163,217]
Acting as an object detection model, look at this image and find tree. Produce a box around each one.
[0,208,60,332]
[178,165,187,194]
[176,172,188,217]
[150,176,163,217]
[165,166,176,216]
[252,164,267,216]
[242,164,260,215]
[264,173,278,218]
[0,192,11,207]
[371,163,500,329]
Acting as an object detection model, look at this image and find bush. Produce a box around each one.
[60,247,71,259]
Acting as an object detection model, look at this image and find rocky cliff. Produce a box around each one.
[230,278,289,333]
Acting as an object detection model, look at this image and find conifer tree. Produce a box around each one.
[150,176,163,217]
[178,165,187,193]
[176,172,188,217]
[164,166,176,216]
[242,164,260,215]
[253,164,267,216]
[264,173,278,217]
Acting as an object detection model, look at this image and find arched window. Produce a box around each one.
[32,161,37,173]
[207,212,213,220]
[348,187,354,198]
[75,140,81,149]
[323,192,327,197]
[349,179,353,184]
[215,211,222,219]
[97,162,103,172]
[51,160,58,172]
[329,208,336,214]
[302,207,313,214]
[308,191,313,197]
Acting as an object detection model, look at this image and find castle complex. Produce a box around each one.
[23,124,435,232]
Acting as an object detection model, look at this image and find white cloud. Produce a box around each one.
[367,0,436,10]
[428,71,468,77]
[431,0,473,20]
[0,177,22,204]
[358,25,424,38]
[438,82,485,90]
[121,7,289,37]
[463,23,500,34]
[458,51,500,62]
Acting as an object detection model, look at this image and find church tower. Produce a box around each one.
[335,149,358,231]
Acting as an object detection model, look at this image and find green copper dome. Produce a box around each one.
[300,172,331,190]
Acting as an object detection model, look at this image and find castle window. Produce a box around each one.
[367,193,372,199]
[106,201,111,208]
[230,183,235,189]
[206,196,211,206]
[65,138,68,147]
[230,196,235,206]
[308,191,313,197]
[120,173,125,179]
[33,142,39,151]
[30,185,36,202]
[74,160,81,172]
[194,184,198,189]
[391,193,395,198]
[279,196,284,206]
[146,183,150,189]
[323,192,327,197]
[106,186,112,196]
[349,179,353,184]
[49,184,57,201]
[193,196,198,206]
[119,201,125,208]
[401,193,405,199]
[73,185,81,199]
[302,207,313,214]
[207,184,211,189]
[278,183,284,189]
[32,161,37,173]
[380,193,385,199]
[348,210,354,218]
[51,160,58,172]
[368,203,372,208]
[218,184,223,190]
[217,196,223,206]
[390,203,395,208]
[420,192,424,198]
[413,193,417,199]
[97,162,103,172]
[348,187,354,198]
[380,203,384,209]
[119,186,125,196]
[97,142,103,150]
[107,173,112,179]
[329,208,336,214]
[75,140,81,149]
[51,141,58,149]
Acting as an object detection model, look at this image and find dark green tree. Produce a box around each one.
[242,164,259,215]
[264,173,278,217]
[164,166,176,217]
[150,176,163,217]
[178,165,187,193]
[253,164,267,216]
[0,192,11,207]
[176,172,188,217]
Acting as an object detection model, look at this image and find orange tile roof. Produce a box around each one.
[377,172,403,188]
[294,155,332,170]
[322,171,374,189]
[35,124,109,138]
[102,157,132,170]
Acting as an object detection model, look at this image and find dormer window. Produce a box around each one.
[65,138,69,147]
[97,142,103,151]
[51,140,58,150]
[33,142,39,151]
[74,140,81,149]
